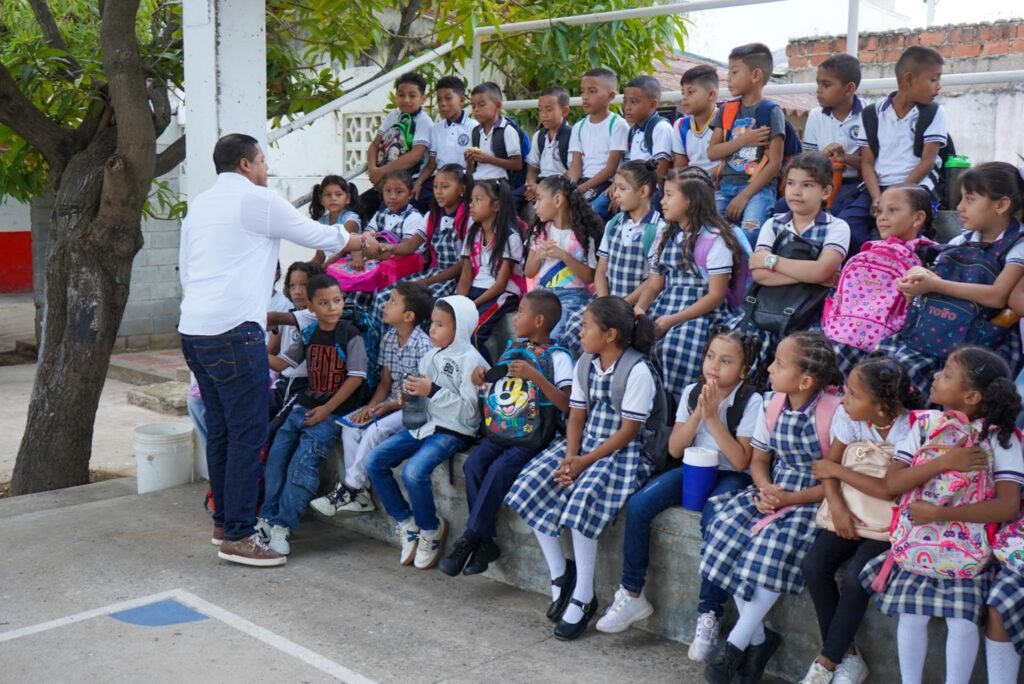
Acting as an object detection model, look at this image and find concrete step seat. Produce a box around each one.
[314,447,1000,683]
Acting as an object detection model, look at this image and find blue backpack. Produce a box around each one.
[483,341,571,449]
[903,223,1023,358]
[471,116,531,189]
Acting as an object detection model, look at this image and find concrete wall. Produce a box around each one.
[318,451,1016,684]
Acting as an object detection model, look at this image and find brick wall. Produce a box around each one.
[787,19,1024,76]
[120,215,182,351]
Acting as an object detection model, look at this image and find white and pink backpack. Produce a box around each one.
[871,410,997,590]
[822,236,929,351]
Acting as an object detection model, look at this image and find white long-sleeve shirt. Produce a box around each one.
[178,173,346,335]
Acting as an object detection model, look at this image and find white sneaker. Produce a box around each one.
[799,662,835,684]
[398,520,420,566]
[268,525,290,555]
[687,611,720,662]
[336,487,376,516]
[414,517,448,569]
[255,518,271,544]
[833,652,869,684]
[595,585,654,633]
[309,483,347,517]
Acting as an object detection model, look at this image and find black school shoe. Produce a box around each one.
[737,629,781,684]
[704,641,745,684]
[463,538,501,576]
[553,596,599,641]
[546,560,577,622]
[438,534,477,577]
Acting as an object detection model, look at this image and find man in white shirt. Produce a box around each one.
[179,133,349,568]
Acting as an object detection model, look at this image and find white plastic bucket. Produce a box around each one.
[134,423,195,494]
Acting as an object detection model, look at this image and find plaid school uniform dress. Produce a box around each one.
[858,550,992,623]
[371,212,465,323]
[504,359,651,540]
[832,341,869,379]
[699,392,824,601]
[988,567,1024,655]
[560,212,660,357]
[723,221,835,374]
[649,228,731,399]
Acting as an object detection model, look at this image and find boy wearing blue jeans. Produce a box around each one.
[260,274,368,556]
[708,43,786,246]
[365,295,488,570]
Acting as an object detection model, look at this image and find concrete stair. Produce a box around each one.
[108,348,190,415]
[126,381,189,416]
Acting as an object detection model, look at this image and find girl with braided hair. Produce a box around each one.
[798,355,923,684]
[525,175,604,344]
[635,170,750,397]
[701,331,844,684]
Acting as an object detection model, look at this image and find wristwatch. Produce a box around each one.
[765,254,778,271]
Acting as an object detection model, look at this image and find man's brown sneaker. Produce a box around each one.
[217,533,287,567]
[211,526,225,546]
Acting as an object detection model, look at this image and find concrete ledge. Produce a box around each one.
[0,478,138,520]
[127,381,189,416]
[316,450,1007,683]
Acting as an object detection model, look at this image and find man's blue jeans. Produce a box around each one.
[261,404,341,530]
[365,428,470,531]
[181,322,268,541]
[621,467,751,617]
[716,181,777,247]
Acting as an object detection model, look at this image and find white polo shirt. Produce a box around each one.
[429,111,477,168]
[474,117,521,181]
[854,93,947,190]
[803,97,865,180]
[569,355,656,423]
[755,211,851,260]
[568,112,630,179]
[526,125,571,178]
[626,116,674,163]
[671,116,717,172]
[179,173,346,335]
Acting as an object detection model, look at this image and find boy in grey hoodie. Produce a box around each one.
[364,295,489,570]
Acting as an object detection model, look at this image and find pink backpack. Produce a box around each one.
[694,227,753,311]
[992,500,1024,576]
[326,230,424,293]
[871,410,996,589]
[822,237,927,351]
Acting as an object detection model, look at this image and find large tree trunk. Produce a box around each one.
[8,0,155,496]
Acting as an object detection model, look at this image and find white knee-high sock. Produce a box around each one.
[944,618,980,684]
[897,612,930,684]
[533,529,566,601]
[562,530,598,623]
[726,587,778,649]
[987,637,1022,684]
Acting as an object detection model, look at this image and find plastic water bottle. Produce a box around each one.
[945,155,971,210]
[402,374,430,430]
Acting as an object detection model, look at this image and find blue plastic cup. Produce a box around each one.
[682,447,719,511]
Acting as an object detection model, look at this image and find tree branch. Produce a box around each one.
[383,0,424,71]
[154,135,185,177]
[27,0,84,80]
[147,79,171,137]
[0,61,76,175]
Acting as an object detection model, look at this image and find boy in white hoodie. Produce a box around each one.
[364,295,489,569]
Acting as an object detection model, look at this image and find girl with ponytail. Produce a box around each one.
[525,175,605,344]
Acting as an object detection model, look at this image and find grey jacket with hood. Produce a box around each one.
[410,295,490,440]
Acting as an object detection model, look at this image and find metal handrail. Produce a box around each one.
[289,164,367,208]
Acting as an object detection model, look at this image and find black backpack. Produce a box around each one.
[686,380,756,436]
[532,120,572,172]
[471,117,530,188]
[861,101,957,205]
[741,215,830,336]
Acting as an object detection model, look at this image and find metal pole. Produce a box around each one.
[846,0,860,57]
[470,34,482,89]
[926,0,937,27]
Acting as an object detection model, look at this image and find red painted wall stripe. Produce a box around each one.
[0,232,33,293]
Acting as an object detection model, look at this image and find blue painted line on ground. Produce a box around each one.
[108,599,208,627]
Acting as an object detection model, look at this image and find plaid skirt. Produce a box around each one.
[504,438,647,540]
[859,551,991,622]
[988,567,1024,656]
[833,341,870,378]
[699,485,821,601]
[721,309,777,378]
[558,307,586,358]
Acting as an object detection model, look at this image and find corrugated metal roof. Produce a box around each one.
[654,53,818,116]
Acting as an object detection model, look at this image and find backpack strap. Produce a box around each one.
[639,112,667,155]
[693,228,717,279]
[726,384,755,436]
[814,390,842,459]
[676,115,693,155]
[764,391,787,439]
[574,353,593,405]
[861,103,880,159]
[556,120,572,168]
[491,117,509,159]
[913,102,939,159]
[609,347,645,415]
[687,380,706,413]
[721,99,741,139]
[471,124,481,149]
[642,214,662,256]
[332,323,352,363]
